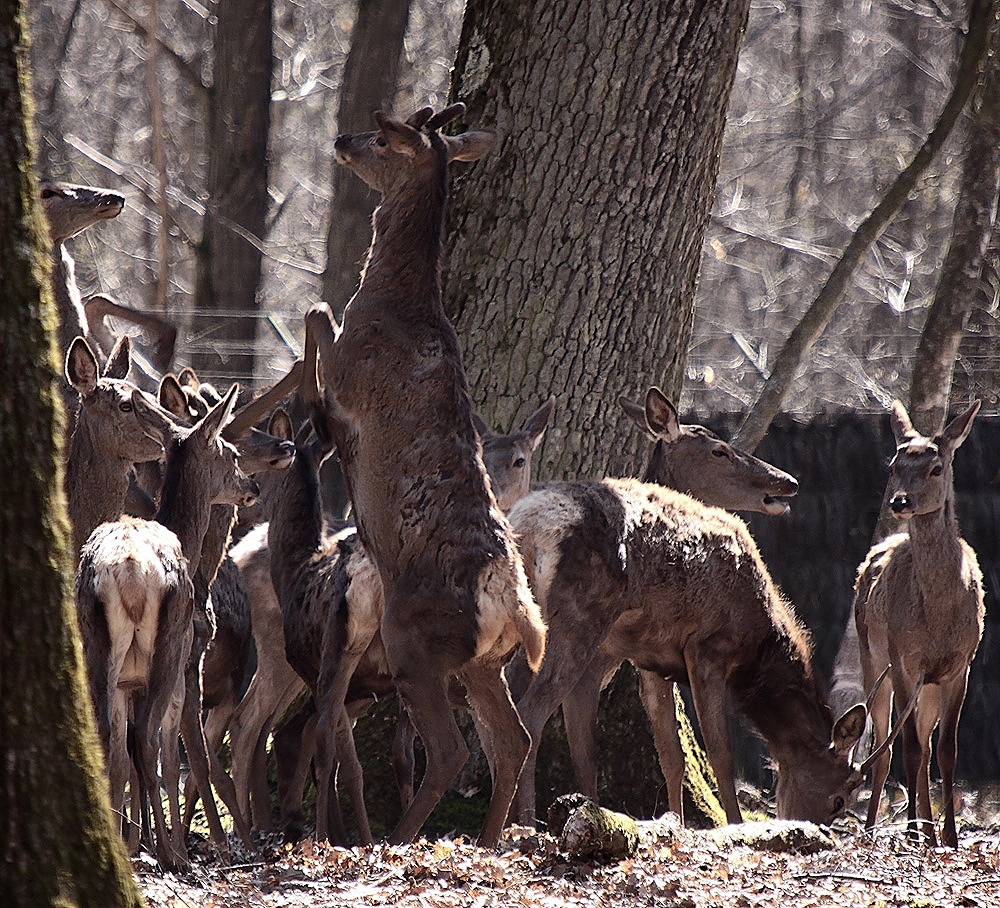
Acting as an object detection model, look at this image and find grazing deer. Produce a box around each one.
[507,474,869,827]
[304,102,545,847]
[75,384,258,868]
[854,400,984,848]
[63,335,170,563]
[523,387,800,826]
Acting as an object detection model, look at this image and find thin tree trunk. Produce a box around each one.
[193,0,272,382]
[446,0,752,480]
[909,12,1000,435]
[735,0,993,452]
[0,4,143,905]
[322,0,412,317]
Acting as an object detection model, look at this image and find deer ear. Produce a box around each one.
[268,408,294,442]
[177,367,200,391]
[618,394,652,437]
[522,396,555,450]
[158,374,193,420]
[937,399,981,453]
[405,107,434,128]
[831,703,867,757]
[443,129,497,163]
[644,387,683,443]
[66,337,100,396]
[103,335,131,380]
[198,383,239,443]
[889,400,916,445]
[471,411,492,439]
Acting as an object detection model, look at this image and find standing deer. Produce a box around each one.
[75,384,258,869]
[530,387,800,825]
[507,474,869,827]
[303,102,545,847]
[154,366,299,850]
[63,335,169,563]
[854,399,984,848]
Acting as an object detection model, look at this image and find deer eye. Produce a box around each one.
[120,401,133,412]
[375,136,388,148]
[931,464,943,476]
[513,457,526,469]
[712,448,728,458]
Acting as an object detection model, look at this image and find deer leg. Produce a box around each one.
[389,672,469,845]
[391,701,417,810]
[333,710,373,844]
[181,691,231,833]
[461,660,531,847]
[937,671,969,848]
[638,671,686,824]
[896,674,937,846]
[684,649,740,824]
[562,648,623,802]
[860,651,893,831]
[274,703,315,841]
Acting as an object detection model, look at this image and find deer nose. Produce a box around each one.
[889,493,912,515]
[334,134,352,150]
[241,478,260,507]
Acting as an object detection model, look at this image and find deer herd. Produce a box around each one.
[51,103,986,868]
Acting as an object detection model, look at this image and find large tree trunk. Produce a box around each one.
[445,0,751,480]
[0,4,143,905]
[192,0,272,382]
[322,0,412,317]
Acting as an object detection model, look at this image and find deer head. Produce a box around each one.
[473,397,555,511]
[332,103,497,195]
[134,383,259,508]
[886,399,980,520]
[620,387,799,515]
[40,180,124,243]
[65,335,165,464]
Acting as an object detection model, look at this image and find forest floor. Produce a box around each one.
[136,808,1000,908]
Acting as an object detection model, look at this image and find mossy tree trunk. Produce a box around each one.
[0,4,143,905]
[445,0,752,480]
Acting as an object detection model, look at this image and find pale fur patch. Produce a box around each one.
[344,543,386,666]
[473,550,546,671]
[506,488,584,613]
[87,519,183,688]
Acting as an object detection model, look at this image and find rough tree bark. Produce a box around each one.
[0,4,143,905]
[192,0,272,381]
[734,0,993,452]
[322,0,412,316]
[445,0,752,480]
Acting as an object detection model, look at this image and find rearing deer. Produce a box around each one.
[304,102,545,847]
[854,399,984,848]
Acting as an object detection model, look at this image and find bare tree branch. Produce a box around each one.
[734,0,994,451]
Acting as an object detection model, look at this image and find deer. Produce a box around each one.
[506,470,871,828]
[854,399,984,848]
[261,325,555,843]
[151,366,299,851]
[508,387,800,826]
[302,102,545,847]
[63,335,171,564]
[75,384,258,869]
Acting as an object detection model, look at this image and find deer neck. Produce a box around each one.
[268,443,326,601]
[66,413,132,556]
[155,440,212,576]
[194,504,238,600]
[906,494,964,598]
[732,621,831,764]
[643,441,682,488]
[52,243,89,354]
[356,179,446,312]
